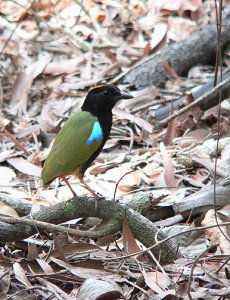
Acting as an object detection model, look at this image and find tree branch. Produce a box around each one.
[0,196,181,264]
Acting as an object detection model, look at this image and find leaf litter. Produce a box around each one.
[0,0,230,299]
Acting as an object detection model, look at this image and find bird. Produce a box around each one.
[41,84,133,198]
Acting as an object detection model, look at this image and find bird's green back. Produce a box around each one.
[41,110,103,185]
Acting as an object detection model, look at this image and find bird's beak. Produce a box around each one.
[116,91,133,101]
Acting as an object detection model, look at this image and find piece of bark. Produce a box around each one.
[172,183,230,217]
[122,6,230,89]
[0,196,181,264]
[134,179,230,222]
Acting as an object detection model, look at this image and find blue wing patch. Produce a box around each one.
[85,121,103,145]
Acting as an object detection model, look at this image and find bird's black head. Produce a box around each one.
[81,85,133,115]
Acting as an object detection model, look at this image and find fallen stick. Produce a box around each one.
[158,75,230,126]
[0,195,181,264]
[153,72,230,121]
[122,6,230,89]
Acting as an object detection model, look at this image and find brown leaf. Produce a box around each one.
[0,267,10,297]
[13,262,31,287]
[122,215,141,254]
[36,259,54,274]
[164,102,176,146]
[49,242,117,261]
[50,257,114,280]
[27,244,39,261]
[217,205,230,224]
[154,172,166,187]
[44,56,86,75]
[161,0,201,15]
[179,129,210,147]
[10,54,51,114]
[103,166,141,192]
[77,278,123,300]
[142,270,171,294]
[160,142,178,187]
[118,171,141,192]
[37,276,70,299]
[202,209,230,254]
[167,16,197,41]
[113,108,154,133]
[53,234,66,261]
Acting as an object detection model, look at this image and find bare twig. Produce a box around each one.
[187,245,216,300]
[0,216,119,239]
[159,75,230,126]
[213,0,230,246]
[105,221,230,261]
[1,127,30,156]
[113,170,135,201]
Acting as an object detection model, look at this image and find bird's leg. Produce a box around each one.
[79,178,101,200]
[61,176,78,198]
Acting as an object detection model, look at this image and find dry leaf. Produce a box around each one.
[44,56,86,75]
[0,150,16,163]
[0,267,10,296]
[179,129,210,147]
[167,17,197,41]
[52,257,111,279]
[7,157,42,177]
[77,278,123,300]
[113,108,154,133]
[118,171,141,192]
[202,209,230,254]
[150,22,168,51]
[27,244,39,260]
[10,53,51,114]
[102,166,141,192]
[217,205,230,224]
[191,155,228,177]
[13,262,31,287]
[160,142,178,187]
[122,215,141,254]
[0,167,16,183]
[164,102,176,146]
[36,259,54,274]
[161,0,201,15]
[0,200,19,218]
[142,270,171,294]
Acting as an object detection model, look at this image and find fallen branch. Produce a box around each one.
[122,5,230,89]
[172,178,230,217]
[105,221,230,262]
[153,72,230,121]
[0,217,119,239]
[147,177,230,223]
[158,76,230,126]
[0,196,181,264]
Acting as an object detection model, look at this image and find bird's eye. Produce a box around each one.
[101,90,108,95]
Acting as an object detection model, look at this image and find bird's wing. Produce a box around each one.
[41,111,103,185]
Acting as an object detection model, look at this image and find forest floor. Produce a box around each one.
[0,0,230,299]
